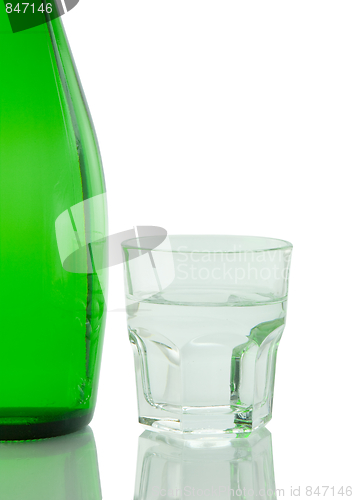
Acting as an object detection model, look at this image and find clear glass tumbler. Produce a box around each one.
[122,235,292,434]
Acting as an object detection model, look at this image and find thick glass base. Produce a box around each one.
[0,409,93,441]
[139,408,271,436]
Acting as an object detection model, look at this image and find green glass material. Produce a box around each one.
[0,8,107,439]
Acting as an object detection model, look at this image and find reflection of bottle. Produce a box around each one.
[135,429,276,500]
[0,6,107,439]
[0,427,102,500]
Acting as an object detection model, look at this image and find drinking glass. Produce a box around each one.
[122,235,292,434]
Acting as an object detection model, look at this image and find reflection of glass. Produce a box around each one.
[122,235,292,434]
[0,427,101,500]
[134,428,276,499]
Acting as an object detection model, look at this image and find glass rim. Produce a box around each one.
[121,234,293,254]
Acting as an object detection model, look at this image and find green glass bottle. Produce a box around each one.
[0,3,108,440]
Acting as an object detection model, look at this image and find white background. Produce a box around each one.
[62,2,353,498]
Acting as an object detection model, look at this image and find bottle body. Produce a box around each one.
[0,10,107,439]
